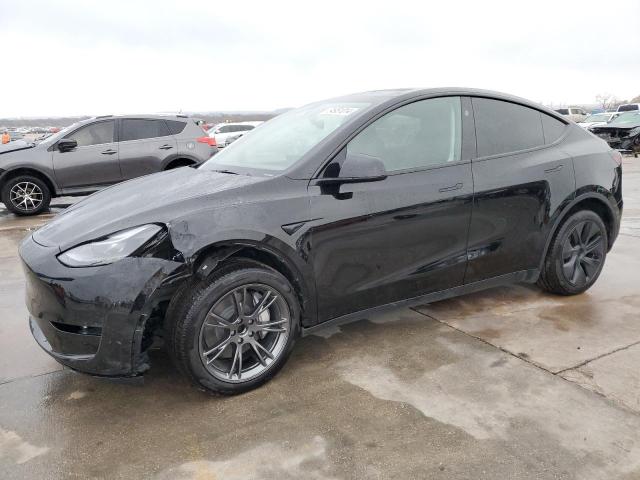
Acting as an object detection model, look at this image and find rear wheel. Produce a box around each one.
[538,210,607,295]
[1,175,51,216]
[165,260,300,394]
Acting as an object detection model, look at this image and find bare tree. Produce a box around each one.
[595,93,618,111]
[631,94,640,103]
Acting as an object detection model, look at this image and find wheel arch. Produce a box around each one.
[540,191,618,269]
[0,167,58,197]
[190,240,315,326]
[162,155,200,170]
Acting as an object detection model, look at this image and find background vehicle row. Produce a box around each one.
[0,115,217,215]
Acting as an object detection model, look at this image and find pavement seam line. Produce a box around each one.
[0,368,65,387]
[410,308,558,375]
[410,306,640,417]
[554,339,640,375]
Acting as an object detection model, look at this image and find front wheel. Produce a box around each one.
[538,210,607,295]
[1,175,51,216]
[165,260,300,395]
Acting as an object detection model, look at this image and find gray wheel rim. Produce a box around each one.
[562,220,605,287]
[9,181,43,212]
[198,283,290,383]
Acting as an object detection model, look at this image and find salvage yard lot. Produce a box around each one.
[1,157,640,479]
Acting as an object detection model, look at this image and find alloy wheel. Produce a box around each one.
[198,284,290,383]
[9,181,44,212]
[561,220,605,287]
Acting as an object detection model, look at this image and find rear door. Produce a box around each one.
[465,97,573,283]
[309,96,474,322]
[52,119,121,189]
[118,118,177,179]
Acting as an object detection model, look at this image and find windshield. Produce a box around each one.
[583,114,610,123]
[618,104,639,112]
[201,101,371,173]
[608,112,640,127]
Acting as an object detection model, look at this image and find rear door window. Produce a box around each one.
[66,120,115,146]
[473,98,545,157]
[120,119,171,142]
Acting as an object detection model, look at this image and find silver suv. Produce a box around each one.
[0,115,217,215]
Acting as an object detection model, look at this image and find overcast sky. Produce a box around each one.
[1,0,639,117]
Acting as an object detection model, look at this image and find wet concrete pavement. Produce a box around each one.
[2,158,640,479]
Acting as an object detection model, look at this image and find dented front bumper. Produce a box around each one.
[19,234,187,377]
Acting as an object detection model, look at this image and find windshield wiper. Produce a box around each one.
[211,169,239,175]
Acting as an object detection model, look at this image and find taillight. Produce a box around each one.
[197,136,217,147]
[610,150,623,166]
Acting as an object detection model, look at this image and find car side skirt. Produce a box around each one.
[301,269,539,336]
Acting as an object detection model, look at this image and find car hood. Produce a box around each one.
[594,124,640,132]
[33,167,265,251]
[0,140,36,156]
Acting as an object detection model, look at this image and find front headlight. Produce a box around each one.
[57,224,163,267]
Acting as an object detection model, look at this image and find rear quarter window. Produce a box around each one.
[473,98,545,157]
[541,114,567,144]
[166,120,187,135]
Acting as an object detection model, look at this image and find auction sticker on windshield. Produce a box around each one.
[320,107,361,116]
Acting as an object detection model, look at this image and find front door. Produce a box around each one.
[309,96,474,323]
[52,119,121,189]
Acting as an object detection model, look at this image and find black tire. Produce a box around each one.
[165,159,194,170]
[538,210,607,295]
[1,175,51,216]
[165,259,300,395]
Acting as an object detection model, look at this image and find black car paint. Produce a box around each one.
[19,88,623,378]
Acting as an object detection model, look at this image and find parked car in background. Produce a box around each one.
[222,131,246,147]
[591,111,640,156]
[208,122,262,148]
[555,107,588,122]
[617,103,640,113]
[19,88,622,394]
[9,131,24,142]
[578,112,621,130]
[0,114,217,215]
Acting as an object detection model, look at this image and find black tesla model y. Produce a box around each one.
[20,88,623,394]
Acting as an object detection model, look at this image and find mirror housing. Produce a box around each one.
[57,139,77,152]
[317,152,387,186]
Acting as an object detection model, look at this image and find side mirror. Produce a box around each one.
[317,151,387,186]
[57,139,77,152]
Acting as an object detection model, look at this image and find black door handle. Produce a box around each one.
[101,149,117,155]
[159,144,173,150]
[544,164,563,174]
[439,182,463,193]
